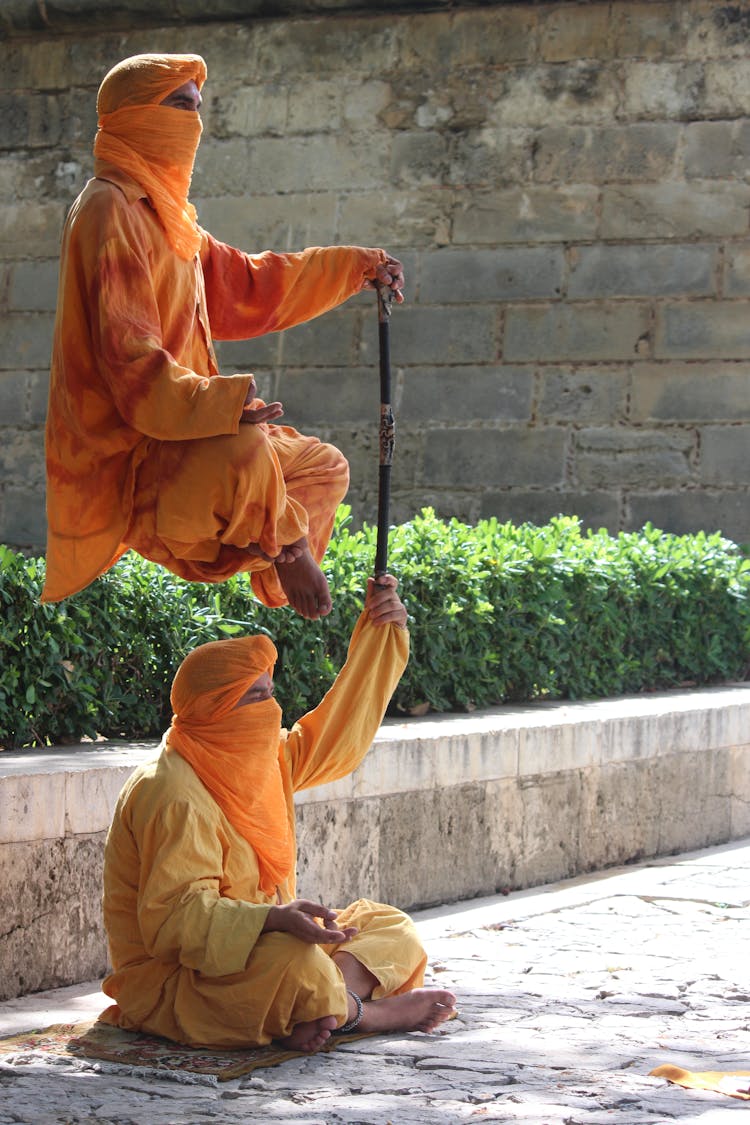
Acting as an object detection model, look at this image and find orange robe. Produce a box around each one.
[101,612,424,1048]
[43,163,387,604]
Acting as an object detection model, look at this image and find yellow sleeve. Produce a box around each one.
[285,613,409,792]
[134,798,270,977]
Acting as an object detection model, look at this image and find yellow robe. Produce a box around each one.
[43,163,386,604]
[101,612,425,1047]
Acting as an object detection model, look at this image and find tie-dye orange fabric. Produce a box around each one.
[124,414,350,609]
[42,159,386,602]
[93,53,207,260]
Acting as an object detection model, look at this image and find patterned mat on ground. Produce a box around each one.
[0,1019,365,1080]
[650,1064,750,1101]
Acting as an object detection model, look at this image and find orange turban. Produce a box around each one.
[93,53,207,259]
[167,635,296,897]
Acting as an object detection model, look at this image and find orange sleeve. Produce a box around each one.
[200,236,388,341]
[284,612,409,792]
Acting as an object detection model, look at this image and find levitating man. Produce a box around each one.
[43,53,404,618]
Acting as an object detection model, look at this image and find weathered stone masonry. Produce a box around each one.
[1,0,750,553]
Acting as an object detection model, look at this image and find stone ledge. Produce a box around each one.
[2,684,747,842]
[0,0,535,38]
[1,683,749,1000]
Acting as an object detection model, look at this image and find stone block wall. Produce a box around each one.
[2,0,750,553]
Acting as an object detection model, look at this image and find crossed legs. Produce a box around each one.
[280,948,456,1053]
[125,423,349,618]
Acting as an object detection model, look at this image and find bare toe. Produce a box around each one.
[280,1014,338,1053]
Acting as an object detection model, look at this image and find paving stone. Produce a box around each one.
[2,840,750,1122]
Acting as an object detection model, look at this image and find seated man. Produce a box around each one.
[101,575,456,1051]
[42,52,404,619]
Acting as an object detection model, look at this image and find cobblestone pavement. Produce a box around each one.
[1,839,748,1124]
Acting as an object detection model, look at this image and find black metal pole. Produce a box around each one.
[375,283,395,581]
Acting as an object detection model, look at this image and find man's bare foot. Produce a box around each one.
[279,1014,338,1053]
[356,988,457,1035]
[274,538,332,619]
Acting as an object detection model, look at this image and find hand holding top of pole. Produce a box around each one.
[363,254,405,305]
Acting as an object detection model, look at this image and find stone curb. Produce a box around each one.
[1,682,749,1000]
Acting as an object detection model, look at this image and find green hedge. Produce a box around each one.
[2,508,749,749]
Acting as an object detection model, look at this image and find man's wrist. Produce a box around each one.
[261,904,283,934]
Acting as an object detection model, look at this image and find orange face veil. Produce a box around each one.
[93,53,207,260]
[167,634,296,897]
